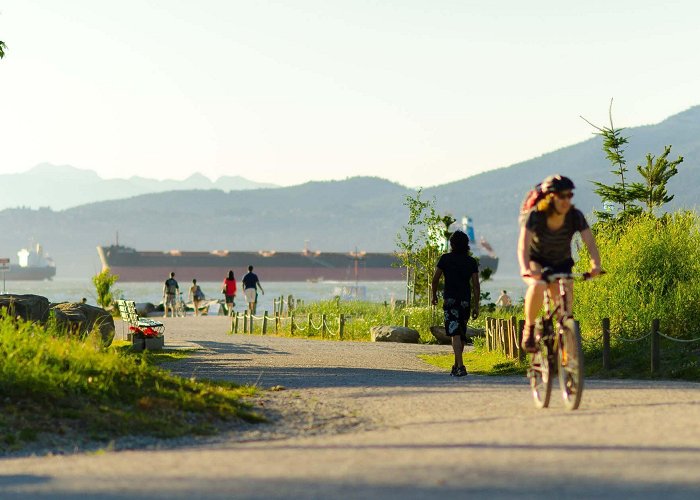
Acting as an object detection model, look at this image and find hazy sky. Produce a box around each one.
[1,1,699,188]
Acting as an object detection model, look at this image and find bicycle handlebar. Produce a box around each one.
[522,269,606,284]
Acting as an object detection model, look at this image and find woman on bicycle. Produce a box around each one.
[518,174,602,353]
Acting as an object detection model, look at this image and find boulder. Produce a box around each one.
[135,302,156,317]
[430,325,485,344]
[370,325,420,344]
[0,294,51,322]
[49,302,115,346]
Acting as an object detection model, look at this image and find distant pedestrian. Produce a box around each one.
[163,272,179,317]
[81,297,87,304]
[222,270,237,316]
[189,278,205,316]
[496,290,512,308]
[431,230,480,377]
[242,265,264,313]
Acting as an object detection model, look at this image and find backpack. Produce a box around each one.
[519,182,546,223]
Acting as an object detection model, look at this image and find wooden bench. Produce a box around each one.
[116,300,165,350]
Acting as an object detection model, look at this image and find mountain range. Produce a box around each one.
[1,105,699,278]
[0,163,278,210]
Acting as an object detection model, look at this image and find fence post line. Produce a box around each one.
[262,311,268,335]
[651,318,660,375]
[602,318,611,370]
[290,312,295,336]
[517,319,525,361]
[403,315,408,328]
[339,314,345,340]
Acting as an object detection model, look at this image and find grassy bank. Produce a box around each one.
[420,339,527,376]
[0,316,262,453]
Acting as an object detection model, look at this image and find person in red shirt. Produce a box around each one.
[222,270,237,316]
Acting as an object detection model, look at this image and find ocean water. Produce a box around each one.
[0,275,527,312]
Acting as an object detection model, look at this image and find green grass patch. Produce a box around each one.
[0,316,263,453]
[420,340,527,376]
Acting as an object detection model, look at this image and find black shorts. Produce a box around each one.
[443,298,470,342]
[225,294,235,304]
[530,257,574,274]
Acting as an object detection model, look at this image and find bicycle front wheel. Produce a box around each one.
[558,318,584,410]
[528,345,552,409]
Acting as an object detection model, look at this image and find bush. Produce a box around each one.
[575,211,700,341]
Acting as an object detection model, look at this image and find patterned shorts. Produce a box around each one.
[443,298,470,341]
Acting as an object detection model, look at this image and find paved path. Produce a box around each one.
[2,316,700,499]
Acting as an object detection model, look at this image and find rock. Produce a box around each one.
[0,294,51,322]
[49,302,115,346]
[135,302,156,317]
[430,325,485,344]
[370,325,420,343]
[429,325,451,345]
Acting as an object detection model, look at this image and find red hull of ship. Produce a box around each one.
[108,266,404,282]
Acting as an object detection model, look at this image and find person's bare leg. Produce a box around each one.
[452,335,464,368]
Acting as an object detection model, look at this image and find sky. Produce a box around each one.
[1,0,699,188]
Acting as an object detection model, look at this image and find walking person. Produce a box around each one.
[163,272,179,318]
[189,278,205,316]
[242,265,264,314]
[222,270,237,316]
[431,230,480,377]
[518,174,602,352]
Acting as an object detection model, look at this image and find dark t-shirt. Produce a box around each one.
[524,208,589,264]
[437,252,479,303]
[242,272,259,290]
[164,278,179,295]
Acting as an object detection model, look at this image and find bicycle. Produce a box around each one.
[174,291,187,317]
[525,271,601,410]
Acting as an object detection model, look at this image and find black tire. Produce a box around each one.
[529,344,552,409]
[558,318,584,410]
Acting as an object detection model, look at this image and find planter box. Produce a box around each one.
[145,336,165,351]
[132,337,146,352]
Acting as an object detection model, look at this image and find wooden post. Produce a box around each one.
[517,319,525,361]
[602,318,611,370]
[403,315,408,328]
[307,313,312,335]
[233,312,239,334]
[290,312,295,335]
[250,311,255,334]
[651,318,660,375]
[242,311,248,333]
[339,314,345,340]
[275,312,279,334]
[321,314,327,338]
[262,311,268,335]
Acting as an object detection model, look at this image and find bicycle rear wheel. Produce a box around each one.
[558,318,584,410]
[528,345,552,409]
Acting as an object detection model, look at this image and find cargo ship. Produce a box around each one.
[97,244,405,282]
[1,244,56,281]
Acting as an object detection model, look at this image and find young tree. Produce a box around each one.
[630,145,684,215]
[395,190,446,306]
[0,41,6,59]
[92,268,120,309]
[581,100,641,221]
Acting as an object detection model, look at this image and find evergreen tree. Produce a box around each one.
[582,100,641,221]
[630,145,683,214]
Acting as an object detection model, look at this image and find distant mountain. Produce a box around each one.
[1,106,699,278]
[0,163,279,210]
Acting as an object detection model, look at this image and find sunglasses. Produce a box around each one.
[554,192,574,200]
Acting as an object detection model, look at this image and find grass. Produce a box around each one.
[419,339,528,376]
[0,316,263,453]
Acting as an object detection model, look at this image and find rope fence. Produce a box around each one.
[484,315,700,374]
